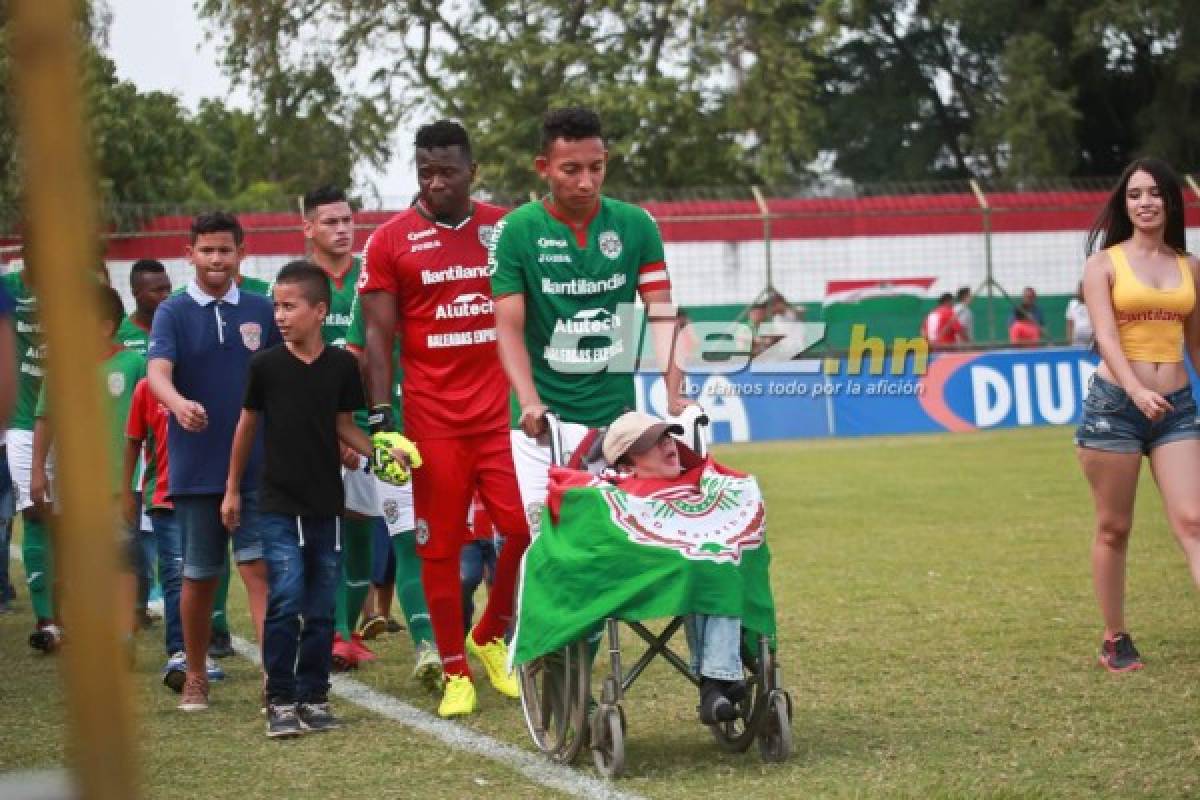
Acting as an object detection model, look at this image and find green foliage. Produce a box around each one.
[197,0,825,194]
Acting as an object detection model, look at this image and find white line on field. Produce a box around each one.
[3,546,639,799]
[231,636,645,800]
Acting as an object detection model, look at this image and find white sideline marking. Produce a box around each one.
[232,636,645,800]
[3,546,639,798]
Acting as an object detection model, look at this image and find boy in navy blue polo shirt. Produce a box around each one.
[148,211,282,712]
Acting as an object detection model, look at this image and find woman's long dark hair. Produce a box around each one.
[1086,157,1188,255]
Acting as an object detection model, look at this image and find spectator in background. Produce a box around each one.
[1009,308,1041,346]
[953,286,973,342]
[1065,281,1093,346]
[922,292,965,350]
[1010,287,1045,333]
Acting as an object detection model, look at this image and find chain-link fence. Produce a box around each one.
[4,176,1199,349]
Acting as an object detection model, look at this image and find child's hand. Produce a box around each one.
[122,490,138,527]
[220,491,241,532]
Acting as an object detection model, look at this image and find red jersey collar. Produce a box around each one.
[543,197,600,247]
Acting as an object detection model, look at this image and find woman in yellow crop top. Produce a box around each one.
[1076,158,1200,673]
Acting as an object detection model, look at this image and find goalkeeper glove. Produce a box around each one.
[371,431,423,486]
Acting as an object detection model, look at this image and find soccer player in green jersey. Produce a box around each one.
[1,262,56,644]
[491,106,690,528]
[117,259,172,355]
[117,258,172,627]
[29,285,146,647]
[303,185,440,683]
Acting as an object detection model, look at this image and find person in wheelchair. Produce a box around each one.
[601,410,747,724]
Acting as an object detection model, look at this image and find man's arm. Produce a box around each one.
[360,291,398,429]
[147,358,207,432]
[30,416,52,508]
[641,288,689,416]
[220,409,259,530]
[494,293,545,437]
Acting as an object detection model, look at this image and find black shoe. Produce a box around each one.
[266,703,304,738]
[208,630,234,659]
[699,680,737,724]
[386,617,404,634]
[297,701,341,732]
[1099,632,1144,673]
[724,679,748,704]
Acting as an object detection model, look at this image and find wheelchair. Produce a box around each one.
[516,407,793,779]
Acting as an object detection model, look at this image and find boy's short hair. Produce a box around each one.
[302,186,348,217]
[98,285,126,331]
[190,211,244,245]
[274,260,331,309]
[955,286,971,302]
[541,107,603,152]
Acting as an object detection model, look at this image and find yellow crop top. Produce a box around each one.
[1109,245,1194,362]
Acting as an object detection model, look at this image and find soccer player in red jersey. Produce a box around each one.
[359,120,529,717]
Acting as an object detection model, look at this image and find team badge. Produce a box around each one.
[525,502,543,535]
[239,322,262,351]
[598,230,622,260]
[106,371,126,397]
[383,498,400,525]
[415,518,430,546]
[478,224,496,250]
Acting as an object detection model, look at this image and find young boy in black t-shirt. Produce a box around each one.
[222,260,409,737]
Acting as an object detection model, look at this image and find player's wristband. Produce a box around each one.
[367,404,395,434]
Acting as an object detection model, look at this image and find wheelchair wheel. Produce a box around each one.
[757,690,793,763]
[518,639,590,764]
[590,704,626,779]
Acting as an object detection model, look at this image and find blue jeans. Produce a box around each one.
[261,513,341,704]
[176,492,265,580]
[684,615,743,681]
[150,510,184,655]
[131,492,157,607]
[461,538,498,630]
[370,516,395,586]
[0,447,15,603]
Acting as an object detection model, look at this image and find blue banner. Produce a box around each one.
[634,347,1104,444]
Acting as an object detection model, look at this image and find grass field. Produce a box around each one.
[3,425,1200,799]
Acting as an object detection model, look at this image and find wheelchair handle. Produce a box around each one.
[674,403,710,458]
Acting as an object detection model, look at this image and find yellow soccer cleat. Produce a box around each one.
[466,631,520,699]
[437,674,478,718]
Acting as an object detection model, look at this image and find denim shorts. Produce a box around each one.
[1074,376,1200,455]
[176,492,265,580]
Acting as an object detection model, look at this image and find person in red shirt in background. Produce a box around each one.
[922,292,966,349]
[1008,308,1042,346]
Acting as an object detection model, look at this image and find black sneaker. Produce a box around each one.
[698,679,737,724]
[266,703,304,738]
[1099,632,1144,673]
[208,630,235,659]
[29,623,63,653]
[297,701,341,733]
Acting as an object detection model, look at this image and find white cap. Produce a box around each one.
[602,411,684,465]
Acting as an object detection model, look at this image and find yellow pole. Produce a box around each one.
[8,3,138,799]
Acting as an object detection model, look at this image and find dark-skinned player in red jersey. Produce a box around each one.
[358,120,529,718]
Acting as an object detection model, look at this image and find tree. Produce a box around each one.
[197,0,825,194]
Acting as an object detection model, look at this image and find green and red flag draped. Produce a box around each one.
[512,457,776,665]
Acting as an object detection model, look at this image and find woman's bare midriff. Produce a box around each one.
[1097,360,1189,396]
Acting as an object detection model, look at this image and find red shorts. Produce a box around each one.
[411,431,528,559]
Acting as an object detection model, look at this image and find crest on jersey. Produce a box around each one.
[107,371,126,397]
[415,518,430,546]
[598,230,622,260]
[478,224,497,250]
[240,322,262,351]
